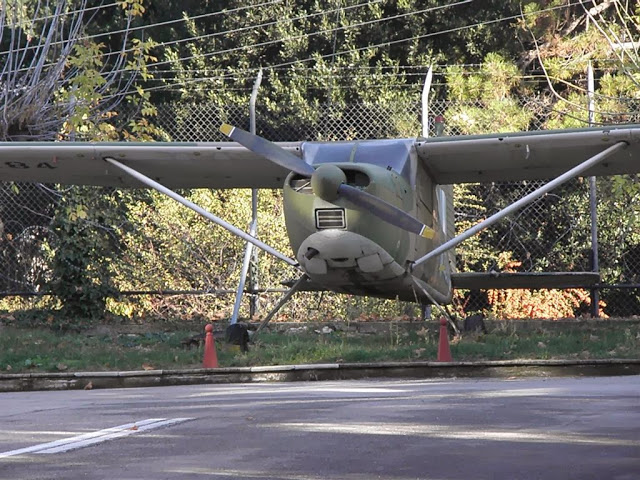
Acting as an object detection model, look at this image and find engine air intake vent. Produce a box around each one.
[315,208,346,230]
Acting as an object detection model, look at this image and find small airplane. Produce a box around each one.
[1,123,639,318]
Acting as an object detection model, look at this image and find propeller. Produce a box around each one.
[220,124,314,176]
[220,124,435,239]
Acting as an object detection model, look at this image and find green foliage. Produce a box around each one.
[112,188,291,318]
[452,183,493,273]
[117,0,147,17]
[445,54,532,134]
[106,186,419,321]
[20,1,167,319]
[147,0,526,109]
[58,41,108,137]
[47,188,126,320]
[517,0,639,131]
[596,176,640,283]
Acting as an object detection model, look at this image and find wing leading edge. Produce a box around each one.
[416,124,640,184]
[0,141,302,189]
[1,124,639,189]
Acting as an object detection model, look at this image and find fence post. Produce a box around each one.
[230,68,263,325]
[587,61,600,318]
[249,69,263,319]
[421,66,433,138]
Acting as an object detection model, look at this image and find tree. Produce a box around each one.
[516,1,640,316]
[1,0,160,318]
[2,0,145,140]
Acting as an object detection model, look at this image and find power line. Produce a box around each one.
[0,1,118,26]
[149,0,385,53]
[0,0,283,59]
[155,64,623,79]
[1,0,384,79]
[9,1,468,73]
[8,0,629,108]
[66,0,399,67]
[85,0,284,42]
[127,0,581,97]
[141,0,474,71]
[36,0,469,87]
[148,64,445,75]
[88,0,387,65]
[7,0,464,78]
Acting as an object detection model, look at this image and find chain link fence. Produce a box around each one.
[1,99,639,319]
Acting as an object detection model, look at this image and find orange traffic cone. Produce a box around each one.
[202,324,219,368]
[437,317,453,362]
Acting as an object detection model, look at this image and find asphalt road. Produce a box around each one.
[0,376,639,479]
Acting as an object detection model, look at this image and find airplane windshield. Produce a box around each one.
[302,139,414,185]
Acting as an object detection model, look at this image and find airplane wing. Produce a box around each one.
[416,124,640,184]
[0,141,302,189]
[2,124,639,188]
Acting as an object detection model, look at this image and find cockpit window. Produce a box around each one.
[302,139,414,185]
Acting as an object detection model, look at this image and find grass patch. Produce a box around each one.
[0,322,638,374]
[0,328,203,373]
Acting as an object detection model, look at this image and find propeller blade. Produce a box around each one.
[220,124,433,239]
[337,184,435,239]
[220,124,315,177]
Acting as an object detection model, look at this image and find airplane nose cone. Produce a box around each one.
[311,164,346,202]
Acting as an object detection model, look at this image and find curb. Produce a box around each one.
[1,359,639,392]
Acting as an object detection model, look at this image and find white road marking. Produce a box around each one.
[0,418,193,458]
[271,422,640,447]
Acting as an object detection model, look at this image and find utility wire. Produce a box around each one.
[81,0,385,65]
[0,0,283,58]
[153,60,629,74]
[22,0,467,87]
[0,0,382,77]
[0,0,118,26]
[152,0,385,53]
[8,0,631,110]
[86,0,284,42]
[123,0,581,97]
[36,0,434,69]
[140,0,474,71]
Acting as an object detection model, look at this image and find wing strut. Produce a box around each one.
[412,140,628,269]
[104,157,298,267]
[253,274,309,336]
